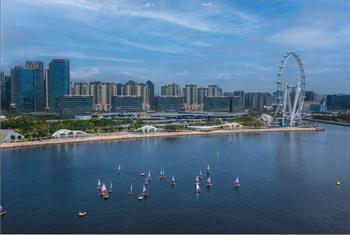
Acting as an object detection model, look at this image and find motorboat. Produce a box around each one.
[78,211,87,217]
[137,195,144,200]
[140,172,146,177]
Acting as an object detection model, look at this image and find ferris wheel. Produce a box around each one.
[273,52,305,126]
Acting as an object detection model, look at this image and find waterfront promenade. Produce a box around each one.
[0,127,319,149]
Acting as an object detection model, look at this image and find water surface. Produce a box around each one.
[1,124,349,233]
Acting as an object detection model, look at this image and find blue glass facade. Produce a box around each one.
[48,59,70,113]
[57,96,93,118]
[326,95,350,110]
[26,61,45,112]
[11,66,36,113]
[112,96,143,112]
[1,74,11,112]
[154,96,185,112]
[203,97,231,112]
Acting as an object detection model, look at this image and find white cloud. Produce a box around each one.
[201,2,213,7]
[269,24,350,49]
[144,3,154,8]
[176,70,190,77]
[71,67,101,80]
[21,0,260,34]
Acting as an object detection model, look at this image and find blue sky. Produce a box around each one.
[1,0,349,94]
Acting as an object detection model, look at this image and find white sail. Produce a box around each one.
[207,177,211,183]
[235,177,239,184]
[195,176,199,182]
[0,205,2,211]
[143,184,147,193]
[130,184,133,192]
[98,179,101,186]
[199,170,202,176]
[148,171,151,177]
[207,164,210,170]
[172,176,175,182]
[110,182,112,189]
[101,183,107,192]
[160,170,162,176]
[195,183,200,191]
[163,169,165,175]
[118,164,121,171]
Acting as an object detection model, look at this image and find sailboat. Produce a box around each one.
[147,171,152,182]
[108,182,113,193]
[195,175,200,184]
[206,164,211,175]
[199,170,203,180]
[96,179,101,190]
[141,184,149,197]
[0,205,6,216]
[159,169,165,180]
[100,183,109,200]
[128,184,133,195]
[171,176,176,186]
[234,177,240,188]
[195,183,201,193]
[206,176,213,187]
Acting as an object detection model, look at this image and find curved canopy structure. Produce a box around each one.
[187,122,243,132]
[135,125,159,133]
[51,129,88,138]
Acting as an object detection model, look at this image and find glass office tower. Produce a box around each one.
[48,59,70,112]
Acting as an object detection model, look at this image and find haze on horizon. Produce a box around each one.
[1,0,349,94]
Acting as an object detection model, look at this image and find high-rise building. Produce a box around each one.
[146,80,154,110]
[25,61,45,112]
[161,83,182,97]
[223,92,234,97]
[0,73,11,112]
[198,87,208,107]
[44,69,49,111]
[304,91,317,102]
[11,66,35,113]
[48,59,70,112]
[10,61,46,113]
[116,83,124,96]
[89,82,117,112]
[326,94,350,110]
[207,85,222,97]
[184,85,199,111]
[233,90,245,109]
[72,82,90,96]
[244,92,272,109]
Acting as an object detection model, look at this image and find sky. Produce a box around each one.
[1,0,349,94]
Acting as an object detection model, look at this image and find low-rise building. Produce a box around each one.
[111,96,143,112]
[204,97,231,112]
[57,95,93,118]
[154,96,185,112]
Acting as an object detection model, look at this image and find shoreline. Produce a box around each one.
[0,127,320,149]
[305,118,350,127]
